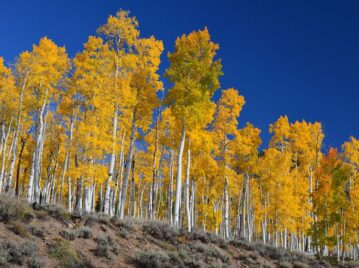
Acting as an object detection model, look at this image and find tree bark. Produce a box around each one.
[118,110,136,219]
[104,107,118,214]
[185,145,191,232]
[131,158,136,217]
[33,99,48,203]
[6,76,27,194]
[174,124,186,227]
[168,149,174,224]
[0,120,12,191]
[224,177,230,239]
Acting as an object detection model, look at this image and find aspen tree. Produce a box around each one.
[212,88,245,239]
[234,123,261,241]
[0,9,358,258]
[0,57,16,191]
[117,34,163,219]
[26,38,70,203]
[4,53,31,193]
[97,10,138,215]
[165,28,222,227]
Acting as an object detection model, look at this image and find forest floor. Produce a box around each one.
[0,194,357,268]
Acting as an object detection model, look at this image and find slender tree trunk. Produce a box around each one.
[224,177,230,239]
[155,146,164,215]
[15,136,27,196]
[114,131,125,215]
[191,180,196,230]
[84,184,92,213]
[240,174,248,239]
[150,111,160,220]
[139,183,145,219]
[0,120,12,191]
[247,181,253,242]
[131,158,136,217]
[75,177,83,213]
[104,107,118,214]
[92,183,96,212]
[119,110,136,219]
[185,145,191,232]
[27,152,36,201]
[6,76,27,194]
[174,124,186,227]
[262,198,268,243]
[33,99,48,203]
[59,112,76,204]
[168,149,174,224]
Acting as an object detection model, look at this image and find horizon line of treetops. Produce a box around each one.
[0,10,358,261]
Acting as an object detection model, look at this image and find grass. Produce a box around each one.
[94,235,119,259]
[0,194,34,223]
[0,241,37,266]
[9,221,29,238]
[48,239,80,267]
[142,220,179,242]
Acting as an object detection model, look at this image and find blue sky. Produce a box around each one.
[1,0,358,149]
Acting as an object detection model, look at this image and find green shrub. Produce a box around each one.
[189,242,230,264]
[0,245,8,266]
[27,256,45,268]
[43,204,69,221]
[0,194,34,223]
[94,236,118,258]
[75,226,92,239]
[111,217,138,231]
[118,228,129,239]
[133,251,171,268]
[279,262,293,268]
[9,221,29,238]
[30,225,45,238]
[188,229,224,245]
[60,226,93,241]
[83,213,110,227]
[48,240,80,267]
[293,261,309,268]
[142,221,179,242]
[0,241,36,266]
[60,229,76,241]
[19,241,37,256]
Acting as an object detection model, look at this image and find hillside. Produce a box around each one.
[0,195,355,268]
[0,8,358,264]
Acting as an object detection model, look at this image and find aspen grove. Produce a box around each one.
[0,10,358,261]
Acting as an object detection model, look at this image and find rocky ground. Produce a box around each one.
[0,194,357,268]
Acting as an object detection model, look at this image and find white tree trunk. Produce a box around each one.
[240,175,248,239]
[118,110,136,219]
[190,180,196,230]
[0,121,12,191]
[32,100,48,203]
[185,146,191,232]
[6,77,26,193]
[75,177,83,213]
[84,185,92,213]
[150,112,160,220]
[224,177,230,239]
[104,107,118,214]
[68,176,72,213]
[27,152,36,202]
[174,124,186,228]
[131,158,136,217]
[168,149,174,224]
[113,131,125,216]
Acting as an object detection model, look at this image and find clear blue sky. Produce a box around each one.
[1,0,358,149]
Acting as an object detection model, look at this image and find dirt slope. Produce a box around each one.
[0,194,353,268]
